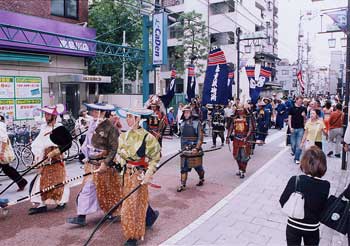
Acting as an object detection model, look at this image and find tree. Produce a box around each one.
[174,11,209,76]
[88,0,143,93]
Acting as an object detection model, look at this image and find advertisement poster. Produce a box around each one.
[15,76,42,98]
[0,99,15,121]
[15,99,42,120]
[0,76,15,99]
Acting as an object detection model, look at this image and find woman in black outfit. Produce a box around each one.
[280,146,330,246]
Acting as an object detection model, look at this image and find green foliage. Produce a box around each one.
[174,11,208,76]
[88,0,142,93]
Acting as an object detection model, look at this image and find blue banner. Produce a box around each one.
[227,70,234,100]
[186,64,196,102]
[202,48,229,105]
[247,66,272,104]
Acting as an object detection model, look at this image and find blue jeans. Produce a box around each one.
[290,128,304,161]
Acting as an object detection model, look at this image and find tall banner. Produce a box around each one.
[227,70,234,100]
[152,13,168,65]
[297,69,305,95]
[247,66,272,104]
[202,48,229,105]
[160,68,176,108]
[186,64,196,102]
[324,8,347,33]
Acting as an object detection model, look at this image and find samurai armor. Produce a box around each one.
[180,149,204,168]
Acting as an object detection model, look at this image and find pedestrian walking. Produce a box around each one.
[288,96,307,164]
[300,109,327,151]
[167,107,175,136]
[176,103,184,136]
[327,103,344,158]
[275,99,287,130]
[280,146,330,246]
[256,101,269,144]
[0,114,27,191]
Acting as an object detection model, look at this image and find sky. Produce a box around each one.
[278,0,347,66]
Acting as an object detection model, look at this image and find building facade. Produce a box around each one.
[0,0,110,120]
[275,58,297,96]
[329,50,345,96]
[159,0,279,100]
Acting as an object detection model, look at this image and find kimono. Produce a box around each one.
[275,103,287,130]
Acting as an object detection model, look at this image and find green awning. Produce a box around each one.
[0,51,49,63]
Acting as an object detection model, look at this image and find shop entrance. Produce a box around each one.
[65,84,80,118]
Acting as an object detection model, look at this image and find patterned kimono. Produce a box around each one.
[77,118,121,216]
[30,123,69,205]
[117,127,161,241]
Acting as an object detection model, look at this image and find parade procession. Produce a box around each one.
[4,0,350,246]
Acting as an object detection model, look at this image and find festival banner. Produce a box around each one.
[15,76,42,98]
[15,99,42,120]
[227,70,234,100]
[186,64,196,102]
[202,48,229,105]
[0,76,15,99]
[160,68,176,108]
[297,69,305,95]
[247,66,272,104]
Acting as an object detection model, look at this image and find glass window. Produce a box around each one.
[51,0,64,16]
[51,0,78,19]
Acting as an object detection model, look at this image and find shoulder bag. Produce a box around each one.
[282,176,305,219]
[320,190,350,235]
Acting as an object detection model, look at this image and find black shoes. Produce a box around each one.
[28,206,47,215]
[335,154,341,158]
[124,239,137,246]
[177,184,186,192]
[17,178,28,192]
[327,151,333,157]
[66,215,87,226]
[146,210,159,228]
[196,178,205,186]
[55,203,66,210]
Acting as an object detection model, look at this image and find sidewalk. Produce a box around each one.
[162,145,350,246]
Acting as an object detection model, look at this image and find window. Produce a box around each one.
[51,0,78,19]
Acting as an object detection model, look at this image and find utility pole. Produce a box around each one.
[122,30,126,94]
[341,0,350,170]
[236,27,241,99]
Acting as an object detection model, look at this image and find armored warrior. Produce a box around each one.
[116,105,161,246]
[256,101,270,144]
[29,104,70,214]
[211,104,225,147]
[177,105,205,192]
[226,104,253,179]
[144,95,168,146]
[67,102,121,226]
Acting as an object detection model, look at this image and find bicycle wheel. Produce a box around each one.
[18,146,34,172]
[66,140,80,161]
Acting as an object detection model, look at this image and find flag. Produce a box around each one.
[297,69,305,95]
[186,64,196,102]
[247,66,272,104]
[324,8,347,33]
[227,69,234,100]
[202,48,229,105]
[160,68,176,107]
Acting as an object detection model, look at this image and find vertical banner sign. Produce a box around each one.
[153,13,168,65]
[202,48,229,105]
[160,68,176,108]
[186,64,196,102]
[227,69,234,100]
[247,66,272,104]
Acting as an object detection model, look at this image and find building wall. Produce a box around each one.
[0,0,88,23]
[329,50,344,95]
[0,55,87,106]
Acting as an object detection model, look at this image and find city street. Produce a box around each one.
[0,129,295,246]
[1,129,349,246]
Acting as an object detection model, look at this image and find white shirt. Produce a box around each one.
[31,122,62,161]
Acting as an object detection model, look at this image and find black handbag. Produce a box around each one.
[320,191,350,235]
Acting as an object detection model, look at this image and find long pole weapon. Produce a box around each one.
[0,128,88,196]
[83,146,222,246]
[0,170,99,210]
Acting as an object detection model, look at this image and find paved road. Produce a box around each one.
[0,130,286,246]
[162,139,350,246]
